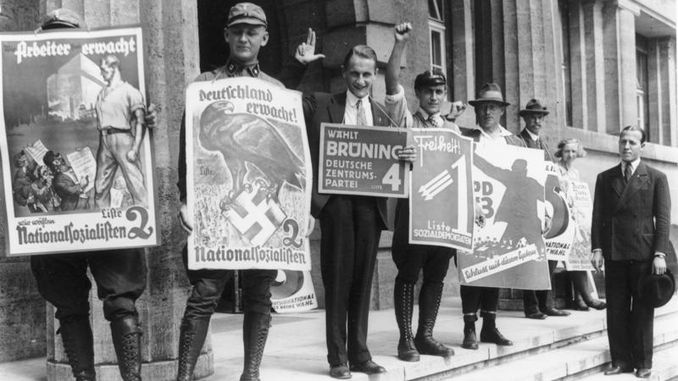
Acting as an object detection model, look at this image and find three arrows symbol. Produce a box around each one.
[418,169,454,200]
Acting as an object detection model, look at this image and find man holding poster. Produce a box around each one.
[303,43,414,377]
[383,22,463,362]
[457,83,527,350]
[176,3,323,381]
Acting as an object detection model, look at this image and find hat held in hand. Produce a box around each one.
[638,269,675,308]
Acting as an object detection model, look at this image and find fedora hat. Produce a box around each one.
[519,98,549,117]
[468,82,510,107]
[638,269,675,308]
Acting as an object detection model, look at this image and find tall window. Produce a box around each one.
[636,35,650,141]
[428,0,446,75]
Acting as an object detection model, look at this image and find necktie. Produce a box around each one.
[624,163,632,184]
[356,99,367,126]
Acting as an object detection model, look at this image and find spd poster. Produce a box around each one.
[0,27,157,256]
[457,144,551,290]
[185,77,312,270]
[409,128,474,251]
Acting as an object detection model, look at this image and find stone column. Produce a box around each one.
[582,0,607,133]
[657,37,676,146]
[568,0,588,130]
[0,0,46,365]
[39,1,210,380]
[450,0,476,127]
[602,0,639,133]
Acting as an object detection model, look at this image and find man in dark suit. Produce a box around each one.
[303,44,413,379]
[591,125,671,379]
[517,99,570,320]
[458,82,524,350]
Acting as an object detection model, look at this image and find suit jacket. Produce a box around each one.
[303,92,393,227]
[591,161,671,261]
[518,128,554,162]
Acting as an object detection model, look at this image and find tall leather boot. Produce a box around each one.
[414,282,454,357]
[461,314,478,350]
[110,315,143,381]
[176,317,210,381]
[394,280,419,361]
[58,316,96,381]
[240,311,271,381]
[479,312,512,346]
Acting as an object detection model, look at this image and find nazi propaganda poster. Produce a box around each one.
[185,76,313,271]
[0,27,158,256]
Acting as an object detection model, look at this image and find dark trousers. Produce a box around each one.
[605,259,654,369]
[523,260,558,314]
[392,199,454,284]
[320,195,381,366]
[181,244,276,319]
[460,285,499,316]
[30,249,146,322]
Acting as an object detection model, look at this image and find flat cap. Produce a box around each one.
[414,71,447,90]
[226,2,267,28]
[41,8,81,30]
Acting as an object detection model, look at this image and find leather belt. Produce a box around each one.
[101,128,130,135]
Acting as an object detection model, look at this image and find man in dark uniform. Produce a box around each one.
[517,99,569,319]
[175,3,322,381]
[592,126,671,379]
[458,83,523,350]
[29,8,158,381]
[383,22,456,362]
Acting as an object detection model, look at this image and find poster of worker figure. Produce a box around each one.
[544,162,575,262]
[409,128,475,251]
[457,144,551,290]
[0,27,157,256]
[185,77,312,271]
[565,181,595,271]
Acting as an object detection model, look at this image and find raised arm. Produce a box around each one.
[386,22,411,96]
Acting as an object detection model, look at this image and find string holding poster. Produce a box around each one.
[0,27,157,256]
[409,128,475,251]
[185,77,312,271]
[457,143,551,290]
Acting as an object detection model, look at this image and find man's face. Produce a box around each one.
[100,62,115,82]
[474,102,505,130]
[523,114,545,135]
[416,85,446,115]
[224,24,269,64]
[618,130,644,163]
[342,55,377,99]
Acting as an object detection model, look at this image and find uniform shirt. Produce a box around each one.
[96,81,144,130]
[177,59,284,202]
[344,90,374,126]
[384,84,460,132]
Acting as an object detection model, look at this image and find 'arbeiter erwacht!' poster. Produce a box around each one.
[0,27,157,256]
[185,77,312,271]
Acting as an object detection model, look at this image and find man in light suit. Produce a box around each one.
[303,44,414,379]
[517,99,569,319]
[458,82,524,350]
[591,125,671,379]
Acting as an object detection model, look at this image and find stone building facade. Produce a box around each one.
[0,0,675,379]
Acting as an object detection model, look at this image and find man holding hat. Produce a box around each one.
[29,9,158,381]
[457,82,525,350]
[382,22,459,362]
[517,99,570,320]
[591,125,671,378]
[176,3,323,381]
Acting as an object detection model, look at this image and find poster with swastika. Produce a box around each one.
[457,144,551,290]
[409,128,475,251]
[185,77,312,270]
[319,123,409,198]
